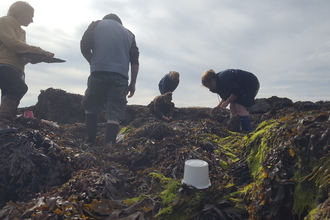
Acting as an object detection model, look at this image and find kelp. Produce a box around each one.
[237,112,330,219]
[150,173,246,220]
[0,99,330,219]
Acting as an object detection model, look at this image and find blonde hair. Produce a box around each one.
[201,69,216,87]
[7,1,34,18]
[170,71,180,81]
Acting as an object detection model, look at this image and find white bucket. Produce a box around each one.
[182,159,211,189]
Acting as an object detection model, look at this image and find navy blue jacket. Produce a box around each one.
[215,69,259,107]
[158,73,179,94]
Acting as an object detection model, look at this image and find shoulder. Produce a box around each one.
[218,69,233,77]
[238,69,254,76]
[154,94,164,102]
[88,20,101,29]
[125,28,135,37]
[83,20,101,36]
[0,16,21,33]
[0,16,7,22]
[164,73,171,79]
[217,71,232,83]
[0,15,11,22]
[0,15,15,25]
[160,74,168,80]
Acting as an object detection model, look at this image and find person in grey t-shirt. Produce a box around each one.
[80,13,139,145]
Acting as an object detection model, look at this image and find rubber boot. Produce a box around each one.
[0,98,19,134]
[85,113,97,146]
[240,116,252,133]
[105,123,119,144]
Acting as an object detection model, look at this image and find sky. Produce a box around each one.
[1,0,330,108]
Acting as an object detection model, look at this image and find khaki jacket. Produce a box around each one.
[0,15,45,72]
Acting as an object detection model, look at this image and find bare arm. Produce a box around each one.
[220,94,238,108]
[211,99,224,113]
[127,64,139,98]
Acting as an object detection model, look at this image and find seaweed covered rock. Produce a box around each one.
[0,88,330,220]
[243,112,330,219]
[0,117,98,209]
[34,88,85,124]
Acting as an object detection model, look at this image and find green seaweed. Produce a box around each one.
[120,126,135,134]
[293,173,319,217]
[245,120,279,179]
[149,172,206,220]
[203,133,243,169]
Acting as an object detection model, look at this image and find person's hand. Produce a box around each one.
[27,51,55,64]
[43,51,54,58]
[25,58,38,64]
[43,51,55,62]
[211,106,221,114]
[127,83,136,98]
[162,116,171,121]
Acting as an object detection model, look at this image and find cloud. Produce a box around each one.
[0,0,329,109]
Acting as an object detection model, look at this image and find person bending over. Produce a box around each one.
[158,71,180,94]
[201,69,259,132]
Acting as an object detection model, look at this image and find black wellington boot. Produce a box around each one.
[105,123,119,144]
[85,113,97,146]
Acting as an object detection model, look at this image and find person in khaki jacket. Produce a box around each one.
[0,1,54,134]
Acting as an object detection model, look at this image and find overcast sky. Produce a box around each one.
[1,0,329,108]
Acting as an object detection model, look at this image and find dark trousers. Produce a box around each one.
[0,66,28,102]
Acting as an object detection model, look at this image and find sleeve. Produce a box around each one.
[80,21,98,56]
[0,18,45,54]
[129,35,139,65]
[168,79,179,91]
[161,74,171,92]
[153,97,164,118]
[167,102,174,116]
[158,76,165,94]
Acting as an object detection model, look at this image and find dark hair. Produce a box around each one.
[103,13,122,24]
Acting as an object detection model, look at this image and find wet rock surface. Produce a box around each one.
[0,88,329,220]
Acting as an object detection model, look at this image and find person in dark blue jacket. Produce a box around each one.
[158,71,180,94]
[201,69,259,132]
